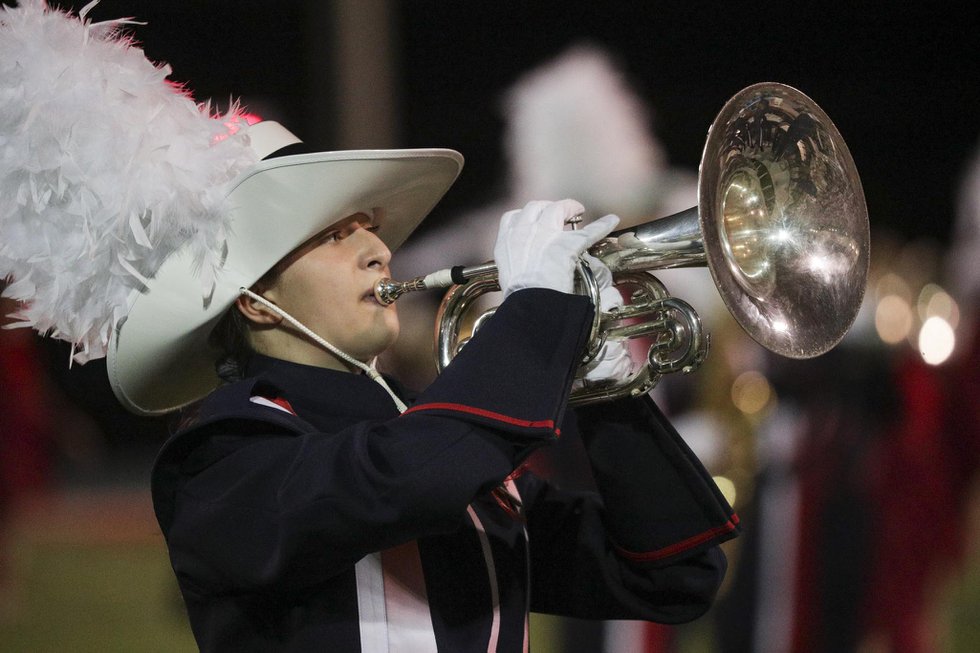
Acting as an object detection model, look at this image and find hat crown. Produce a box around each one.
[247,122,303,159]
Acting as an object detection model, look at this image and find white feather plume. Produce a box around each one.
[0,0,257,362]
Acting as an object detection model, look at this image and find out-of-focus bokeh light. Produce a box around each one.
[918,283,960,328]
[874,272,915,345]
[875,294,914,344]
[876,272,912,300]
[874,274,960,362]
[919,316,956,365]
[731,370,773,415]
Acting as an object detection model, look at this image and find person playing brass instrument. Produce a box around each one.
[151,185,740,651]
[0,2,739,651]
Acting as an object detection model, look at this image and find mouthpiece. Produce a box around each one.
[374,263,499,305]
[374,276,429,305]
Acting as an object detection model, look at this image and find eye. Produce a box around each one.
[319,230,342,244]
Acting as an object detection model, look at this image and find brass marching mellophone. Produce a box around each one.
[374,83,870,405]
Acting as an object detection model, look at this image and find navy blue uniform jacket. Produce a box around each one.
[151,289,739,651]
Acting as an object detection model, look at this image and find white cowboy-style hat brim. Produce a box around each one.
[108,126,463,415]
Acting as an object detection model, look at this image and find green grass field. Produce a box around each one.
[0,488,197,652]
[3,487,979,652]
[1,541,196,652]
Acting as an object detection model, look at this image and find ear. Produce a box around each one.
[235,292,283,326]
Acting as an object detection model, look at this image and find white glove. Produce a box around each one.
[580,254,635,383]
[493,199,620,298]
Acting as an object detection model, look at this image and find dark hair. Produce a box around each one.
[207,233,312,382]
[209,304,254,383]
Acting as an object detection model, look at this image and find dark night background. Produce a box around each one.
[35,0,980,244]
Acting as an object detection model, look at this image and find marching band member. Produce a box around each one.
[0,2,738,650]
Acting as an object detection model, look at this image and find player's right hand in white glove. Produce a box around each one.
[493,199,619,298]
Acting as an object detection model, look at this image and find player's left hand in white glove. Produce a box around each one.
[578,254,634,384]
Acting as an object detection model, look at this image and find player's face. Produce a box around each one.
[255,212,399,369]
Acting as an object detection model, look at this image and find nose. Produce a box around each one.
[358,226,392,271]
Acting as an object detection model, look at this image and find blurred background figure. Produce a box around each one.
[924,139,980,651]
[0,291,54,624]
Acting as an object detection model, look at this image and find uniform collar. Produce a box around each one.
[244,353,406,426]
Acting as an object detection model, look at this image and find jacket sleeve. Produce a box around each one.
[524,395,740,623]
[157,289,594,594]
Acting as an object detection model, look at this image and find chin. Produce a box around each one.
[354,325,400,361]
[374,329,401,359]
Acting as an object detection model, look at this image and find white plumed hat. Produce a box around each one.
[503,45,675,228]
[0,0,255,362]
[0,1,463,413]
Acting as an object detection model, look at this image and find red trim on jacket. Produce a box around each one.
[613,513,740,562]
[248,395,298,416]
[270,397,297,414]
[402,402,560,435]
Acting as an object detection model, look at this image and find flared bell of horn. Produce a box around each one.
[608,83,870,359]
[702,83,868,358]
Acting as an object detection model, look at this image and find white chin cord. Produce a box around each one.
[239,288,408,413]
